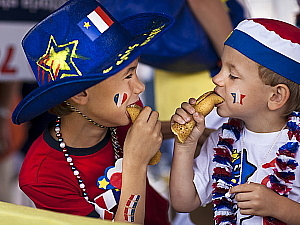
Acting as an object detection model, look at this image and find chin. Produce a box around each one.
[216,108,232,119]
[216,107,225,117]
[117,118,131,127]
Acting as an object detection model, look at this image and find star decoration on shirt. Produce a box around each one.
[98,177,110,189]
[36,35,82,83]
[231,148,257,184]
[240,149,256,184]
[97,158,123,190]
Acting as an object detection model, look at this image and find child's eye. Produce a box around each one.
[229,74,238,80]
[125,74,133,79]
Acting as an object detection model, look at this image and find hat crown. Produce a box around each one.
[252,19,300,44]
[225,18,300,85]
[22,0,133,87]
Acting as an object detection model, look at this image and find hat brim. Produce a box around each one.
[12,13,173,125]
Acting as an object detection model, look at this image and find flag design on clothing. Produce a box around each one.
[94,206,114,220]
[231,89,246,105]
[94,189,121,211]
[78,6,114,41]
[124,194,140,222]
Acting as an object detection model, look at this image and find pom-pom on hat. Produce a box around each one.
[12,0,173,125]
[224,18,300,85]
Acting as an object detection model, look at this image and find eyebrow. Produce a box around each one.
[123,66,137,76]
[128,66,136,72]
[229,64,240,73]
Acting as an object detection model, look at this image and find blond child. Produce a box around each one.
[170,18,300,224]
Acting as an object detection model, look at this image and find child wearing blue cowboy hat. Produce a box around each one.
[170,18,300,225]
[13,0,173,223]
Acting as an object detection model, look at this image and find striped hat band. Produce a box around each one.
[225,18,300,84]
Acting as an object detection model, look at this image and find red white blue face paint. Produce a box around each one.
[124,194,140,222]
[114,93,128,107]
[231,89,246,105]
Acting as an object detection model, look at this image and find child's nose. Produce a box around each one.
[212,73,224,87]
[135,78,145,94]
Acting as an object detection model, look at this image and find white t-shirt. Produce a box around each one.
[193,126,300,224]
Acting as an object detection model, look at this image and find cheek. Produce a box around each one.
[230,89,247,105]
[113,92,128,107]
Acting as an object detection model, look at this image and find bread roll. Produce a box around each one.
[171,91,224,143]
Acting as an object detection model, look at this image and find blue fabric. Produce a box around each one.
[100,0,246,73]
[12,0,174,125]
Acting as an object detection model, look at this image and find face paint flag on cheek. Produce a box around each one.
[231,89,246,105]
[114,93,128,107]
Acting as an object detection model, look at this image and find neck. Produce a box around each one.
[243,113,287,133]
[51,114,108,148]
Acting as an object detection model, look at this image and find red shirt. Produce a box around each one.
[19,124,170,224]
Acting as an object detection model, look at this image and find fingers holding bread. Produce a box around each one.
[171,91,224,144]
[126,104,162,165]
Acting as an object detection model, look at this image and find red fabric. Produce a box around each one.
[19,122,170,225]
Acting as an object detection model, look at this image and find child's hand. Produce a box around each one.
[171,98,205,145]
[230,182,280,218]
[123,106,162,166]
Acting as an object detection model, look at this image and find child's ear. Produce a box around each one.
[268,84,290,111]
[70,90,88,105]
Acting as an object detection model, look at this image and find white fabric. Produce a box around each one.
[193,126,300,224]
[236,19,300,63]
[88,10,110,33]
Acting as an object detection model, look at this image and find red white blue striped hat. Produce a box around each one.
[225,18,300,85]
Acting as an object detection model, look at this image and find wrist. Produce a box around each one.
[122,157,148,172]
[271,195,299,223]
[174,141,198,152]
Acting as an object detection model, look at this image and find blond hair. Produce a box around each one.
[258,65,300,116]
[48,102,73,116]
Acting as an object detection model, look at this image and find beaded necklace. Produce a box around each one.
[55,103,123,201]
[212,111,300,225]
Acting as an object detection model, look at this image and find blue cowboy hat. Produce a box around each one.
[12,0,173,125]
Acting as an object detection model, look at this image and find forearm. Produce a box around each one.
[170,142,200,212]
[114,160,147,224]
[187,0,232,56]
[271,195,300,225]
